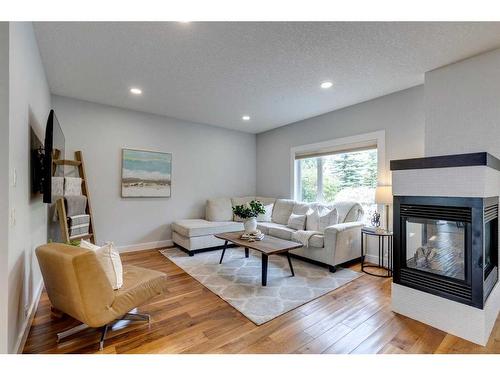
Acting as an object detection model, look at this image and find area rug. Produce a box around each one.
[159,247,362,325]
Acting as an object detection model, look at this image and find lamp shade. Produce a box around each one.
[375,185,393,205]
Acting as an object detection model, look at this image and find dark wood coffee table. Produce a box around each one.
[214,231,302,286]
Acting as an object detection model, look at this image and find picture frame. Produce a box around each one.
[121,148,172,198]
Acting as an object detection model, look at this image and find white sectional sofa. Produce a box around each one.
[172,196,364,271]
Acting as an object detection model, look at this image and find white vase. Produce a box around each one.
[243,217,257,233]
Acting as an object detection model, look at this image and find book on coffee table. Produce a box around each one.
[241,230,264,241]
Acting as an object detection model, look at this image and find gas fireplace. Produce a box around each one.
[394,196,498,309]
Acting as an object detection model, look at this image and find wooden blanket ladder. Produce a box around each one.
[54,151,96,244]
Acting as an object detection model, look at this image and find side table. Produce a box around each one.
[361,227,393,278]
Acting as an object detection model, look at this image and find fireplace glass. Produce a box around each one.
[484,217,498,279]
[405,218,465,280]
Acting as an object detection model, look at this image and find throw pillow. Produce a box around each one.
[306,208,338,232]
[80,240,123,290]
[287,213,307,230]
[257,203,274,222]
[306,209,320,231]
[318,207,339,231]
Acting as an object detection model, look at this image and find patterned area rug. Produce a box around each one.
[160,247,362,325]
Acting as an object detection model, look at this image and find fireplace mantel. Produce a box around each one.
[390,152,500,172]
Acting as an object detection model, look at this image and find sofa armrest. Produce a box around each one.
[324,221,364,265]
[324,221,364,234]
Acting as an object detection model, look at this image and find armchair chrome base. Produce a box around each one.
[56,312,151,351]
[56,323,89,343]
[122,312,151,328]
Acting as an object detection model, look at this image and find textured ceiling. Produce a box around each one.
[34,22,500,134]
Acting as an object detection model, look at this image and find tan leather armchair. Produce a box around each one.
[36,242,167,350]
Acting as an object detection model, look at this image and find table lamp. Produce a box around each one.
[375,185,393,231]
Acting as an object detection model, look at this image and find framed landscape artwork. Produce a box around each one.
[121,148,172,198]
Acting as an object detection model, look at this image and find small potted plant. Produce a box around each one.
[233,200,266,233]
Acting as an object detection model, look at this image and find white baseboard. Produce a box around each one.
[117,239,174,253]
[15,280,43,354]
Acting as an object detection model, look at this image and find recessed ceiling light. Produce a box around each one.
[320,81,333,89]
[130,88,142,95]
[242,115,251,121]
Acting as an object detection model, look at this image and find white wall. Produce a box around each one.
[52,95,257,250]
[256,85,425,198]
[425,48,500,158]
[8,22,51,353]
[0,22,9,354]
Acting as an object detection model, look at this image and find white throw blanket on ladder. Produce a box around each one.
[292,230,322,247]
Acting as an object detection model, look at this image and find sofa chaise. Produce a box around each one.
[172,196,364,271]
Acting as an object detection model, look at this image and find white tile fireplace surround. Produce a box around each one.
[391,152,500,345]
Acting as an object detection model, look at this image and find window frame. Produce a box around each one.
[290,130,387,202]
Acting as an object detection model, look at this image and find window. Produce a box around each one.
[295,147,378,223]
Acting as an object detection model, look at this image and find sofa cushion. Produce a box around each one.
[269,226,296,241]
[255,196,277,206]
[333,201,363,223]
[231,196,255,206]
[172,219,243,237]
[173,231,227,251]
[309,234,324,248]
[257,203,274,222]
[272,199,295,225]
[111,265,167,319]
[292,202,311,215]
[231,196,255,221]
[205,197,233,222]
[257,222,288,235]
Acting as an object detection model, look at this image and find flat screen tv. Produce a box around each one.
[32,109,65,203]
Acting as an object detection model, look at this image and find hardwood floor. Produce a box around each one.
[23,248,500,354]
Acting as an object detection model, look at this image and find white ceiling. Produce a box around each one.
[34,22,500,134]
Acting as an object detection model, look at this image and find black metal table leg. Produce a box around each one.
[219,240,228,264]
[361,231,364,272]
[286,252,295,276]
[389,235,393,276]
[245,247,249,258]
[261,253,268,286]
[361,228,393,278]
[379,236,382,267]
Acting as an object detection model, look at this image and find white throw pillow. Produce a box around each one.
[257,203,273,222]
[306,209,320,231]
[318,208,338,231]
[80,240,123,290]
[306,208,338,232]
[287,213,307,230]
